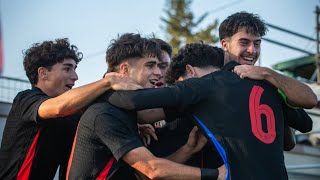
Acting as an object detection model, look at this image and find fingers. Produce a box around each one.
[112,83,142,91]
[142,136,147,147]
[144,124,157,141]
[198,132,207,144]
[138,124,158,146]
[144,124,155,132]
[189,126,198,137]
[146,134,151,146]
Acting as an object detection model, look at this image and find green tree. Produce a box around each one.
[161,0,219,54]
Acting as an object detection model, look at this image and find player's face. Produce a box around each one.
[128,56,163,88]
[156,50,171,87]
[222,28,261,65]
[43,58,78,97]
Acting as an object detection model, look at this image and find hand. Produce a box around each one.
[138,123,158,147]
[185,126,207,154]
[233,65,267,80]
[217,165,226,180]
[104,72,143,90]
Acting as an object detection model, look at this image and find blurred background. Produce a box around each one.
[0,0,320,179]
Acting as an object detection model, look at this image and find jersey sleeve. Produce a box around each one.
[107,76,210,113]
[282,106,313,133]
[94,111,143,160]
[16,90,50,123]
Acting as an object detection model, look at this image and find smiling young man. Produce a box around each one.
[218,12,317,150]
[67,33,224,180]
[0,38,139,180]
[219,11,317,109]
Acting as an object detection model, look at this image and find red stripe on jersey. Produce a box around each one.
[96,157,115,180]
[66,123,79,180]
[17,129,41,180]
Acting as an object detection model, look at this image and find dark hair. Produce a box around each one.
[23,38,82,85]
[106,33,162,72]
[219,11,268,40]
[165,42,224,84]
[151,38,173,57]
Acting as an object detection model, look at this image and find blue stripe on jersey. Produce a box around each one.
[193,114,229,180]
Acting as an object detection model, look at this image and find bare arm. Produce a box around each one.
[166,126,207,164]
[233,65,317,108]
[123,147,202,180]
[38,73,141,119]
[137,109,166,124]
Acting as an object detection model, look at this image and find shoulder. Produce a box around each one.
[14,88,48,103]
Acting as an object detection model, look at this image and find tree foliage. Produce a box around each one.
[161,0,219,54]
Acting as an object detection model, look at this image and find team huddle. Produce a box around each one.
[0,12,316,180]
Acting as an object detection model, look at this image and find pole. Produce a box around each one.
[316,6,320,84]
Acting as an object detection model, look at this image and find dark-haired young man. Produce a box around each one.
[147,40,225,170]
[67,34,224,180]
[218,11,316,150]
[0,38,138,180]
[219,11,316,108]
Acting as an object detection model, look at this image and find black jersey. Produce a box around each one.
[67,98,143,180]
[148,117,223,169]
[107,62,309,179]
[0,87,80,180]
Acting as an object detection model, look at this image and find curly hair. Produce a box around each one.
[165,42,224,85]
[106,33,162,72]
[23,38,82,85]
[219,11,268,40]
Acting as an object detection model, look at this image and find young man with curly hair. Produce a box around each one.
[0,38,138,180]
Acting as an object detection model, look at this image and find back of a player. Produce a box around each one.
[191,70,287,179]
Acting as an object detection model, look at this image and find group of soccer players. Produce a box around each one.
[0,11,316,180]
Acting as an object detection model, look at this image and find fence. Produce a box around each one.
[0,76,30,103]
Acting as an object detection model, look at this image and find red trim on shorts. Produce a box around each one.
[96,157,116,180]
[17,129,41,180]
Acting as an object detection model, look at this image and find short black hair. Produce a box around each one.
[151,38,173,57]
[106,33,162,72]
[219,11,268,40]
[165,42,224,84]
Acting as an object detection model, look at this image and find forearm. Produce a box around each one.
[137,108,166,124]
[108,77,210,111]
[124,147,218,180]
[39,78,111,119]
[166,145,194,164]
[263,67,317,108]
[136,157,201,180]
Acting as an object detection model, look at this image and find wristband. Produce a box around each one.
[201,168,219,180]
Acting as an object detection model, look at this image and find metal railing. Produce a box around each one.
[0,76,30,103]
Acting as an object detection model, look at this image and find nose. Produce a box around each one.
[247,43,256,54]
[71,71,79,81]
[154,66,163,79]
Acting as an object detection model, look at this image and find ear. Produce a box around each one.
[221,39,229,52]
[185,64,197,77]
[119,63,129,76]
[38,67,48,80]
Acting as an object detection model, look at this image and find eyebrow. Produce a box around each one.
[145,61,158,65]
[62,63,77,69]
